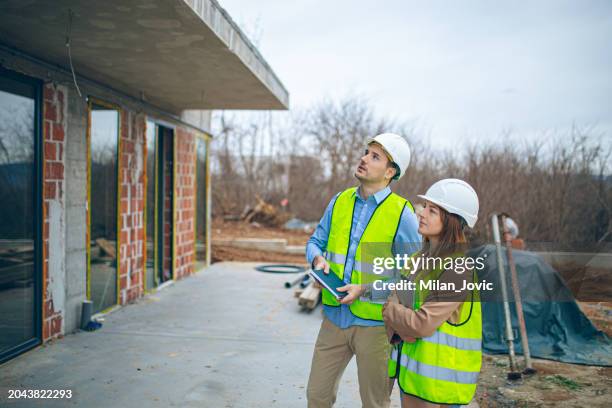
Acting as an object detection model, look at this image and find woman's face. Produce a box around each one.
[418,200,444,238]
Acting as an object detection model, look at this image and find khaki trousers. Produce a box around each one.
[307,317,393,408]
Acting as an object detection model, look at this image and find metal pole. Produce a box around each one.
[501,215,536,374]
[285,273,308,289]
[491,214,521,380]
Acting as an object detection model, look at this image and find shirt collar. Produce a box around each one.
[354,185,391,204]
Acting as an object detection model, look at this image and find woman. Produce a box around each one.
[383,178,481,408]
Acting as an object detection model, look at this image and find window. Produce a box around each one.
[0,70,41,362]
[88,103,119,313]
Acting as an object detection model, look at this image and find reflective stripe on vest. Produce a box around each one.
[325,251,346,266]
[398,353,479,385]
[421,330,482,352]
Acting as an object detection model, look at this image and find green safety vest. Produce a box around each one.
[388,258,482,405]
[323,186,413,321]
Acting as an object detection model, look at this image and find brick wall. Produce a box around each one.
[42,83,66,341]
[174,128,196,279]
[42,87,199,340]
[118,111,146,304]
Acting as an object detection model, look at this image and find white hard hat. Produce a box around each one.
[367,133,411,180]
[417,179,479,228]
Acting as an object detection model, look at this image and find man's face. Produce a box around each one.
[354,143,396,183]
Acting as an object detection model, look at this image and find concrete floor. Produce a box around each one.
[0,262,403,407]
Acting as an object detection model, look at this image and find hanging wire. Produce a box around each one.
[65,9,83,98]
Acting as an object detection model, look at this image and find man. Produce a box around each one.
[306,133,421,408]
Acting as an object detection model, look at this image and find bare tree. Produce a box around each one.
[210,97,611,249]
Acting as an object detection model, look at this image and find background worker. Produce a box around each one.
[384,179,482,408]
[306,133,421,408]
[501,213,525,250]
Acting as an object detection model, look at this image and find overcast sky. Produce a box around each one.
[217,0,612,148]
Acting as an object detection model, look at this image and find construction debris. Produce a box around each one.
[241,195,290,227]
[298,282,321,310]
[285,273,309,288]
[284,217,317,233]
[95,238,116,259]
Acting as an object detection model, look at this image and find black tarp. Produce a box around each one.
[467,245,611,366]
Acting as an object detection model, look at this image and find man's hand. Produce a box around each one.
[312,255,330,274]
[338,284,365,305]
[311,255,329,289]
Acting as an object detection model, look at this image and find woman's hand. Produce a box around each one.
[337,284,365,304]
[383,293,416,343]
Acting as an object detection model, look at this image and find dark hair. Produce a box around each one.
[388,162,400,180]
[422,205,467,257]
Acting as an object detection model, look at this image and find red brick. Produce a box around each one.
[50,315,62,336]
[44,101,56,121]
[44,299,54,317]
[52,124,64,142]
[44,181,56,200]
[120,276,127,291]
[57,144,63,161]
[45,162,64,180]
[44,121,52,140]
[44,143,56,161]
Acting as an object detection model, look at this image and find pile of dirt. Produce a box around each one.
[476,354,611,407]
[211,218,310,263]
[578,301,612,337]
[554,263,612,303]
[212,218,310,246]
[210,245,307,264]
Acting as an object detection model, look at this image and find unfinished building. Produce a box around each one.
[0,0,288,363]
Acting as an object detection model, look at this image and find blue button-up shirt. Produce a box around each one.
[306,186,421,329]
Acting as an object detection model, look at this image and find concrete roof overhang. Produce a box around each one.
[0,0,289,113]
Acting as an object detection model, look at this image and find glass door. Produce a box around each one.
[145,122,174,288]
[145,121,158,290]
[0,69,42,363]
[158,126,174,283]
[88,103,119,313]
[195,136,208,268]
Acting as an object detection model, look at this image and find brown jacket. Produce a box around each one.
[382,269,472,343]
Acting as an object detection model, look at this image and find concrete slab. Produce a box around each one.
[0,262,403,407]
[0,0,289,112]
[286,245,306,255]
[212,239,307,256]
[213,238,288,252]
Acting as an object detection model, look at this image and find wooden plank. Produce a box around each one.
[298,282,321,310]
[95,238,117,259]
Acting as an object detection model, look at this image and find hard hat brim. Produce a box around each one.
[417,194,477,228]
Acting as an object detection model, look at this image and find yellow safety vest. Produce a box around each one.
[388,258,482,405]
[323,187,413,321]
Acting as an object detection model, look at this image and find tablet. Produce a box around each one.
[309,269,348,300]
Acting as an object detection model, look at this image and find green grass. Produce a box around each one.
[543,375,582,391]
